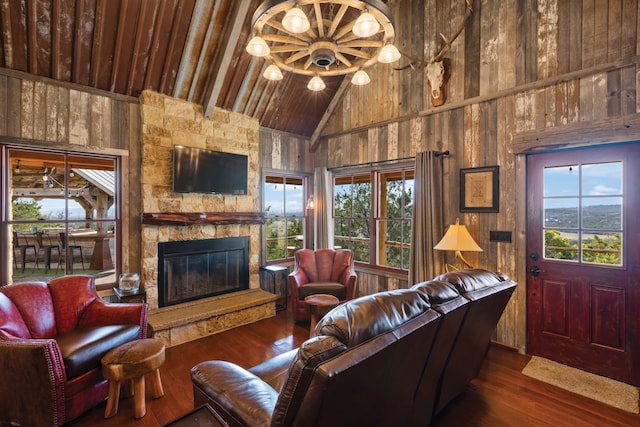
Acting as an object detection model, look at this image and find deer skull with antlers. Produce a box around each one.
[395,0,472,107]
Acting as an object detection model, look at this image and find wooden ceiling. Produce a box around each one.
[0,0,351,137]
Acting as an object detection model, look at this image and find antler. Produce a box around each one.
[394,0,473,71]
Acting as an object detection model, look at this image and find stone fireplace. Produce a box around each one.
[157,236,249,307]
[139,92,276,347]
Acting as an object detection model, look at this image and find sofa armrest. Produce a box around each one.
[191,360,278,427]
[79,299,148,338]
[249,349,297,391]
[0,339,66,426]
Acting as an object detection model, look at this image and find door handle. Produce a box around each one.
[530,265,541,276]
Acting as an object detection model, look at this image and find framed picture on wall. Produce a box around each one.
[460,166,499,212]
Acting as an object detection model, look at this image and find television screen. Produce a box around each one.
[173,145,248,195]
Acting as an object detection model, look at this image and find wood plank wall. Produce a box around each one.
[313,0,640,351]
[0,69,141,277]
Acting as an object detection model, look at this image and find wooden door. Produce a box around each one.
[526,143,640,385]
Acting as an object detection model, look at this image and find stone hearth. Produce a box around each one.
[148,289,277,347]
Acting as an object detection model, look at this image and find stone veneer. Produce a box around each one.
[139,91,274,346]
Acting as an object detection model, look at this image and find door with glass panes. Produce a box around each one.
[526,143,640,385]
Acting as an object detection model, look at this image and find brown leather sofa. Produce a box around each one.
[288,248,357,322]
[0,275,148,426]
[191,268,516,427]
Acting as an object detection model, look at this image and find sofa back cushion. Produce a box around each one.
[48,275,97,334]
[432,268,517,414]
[272,289,441,427]
[0,292,31,339]
[410,280,470,426]
[0,282,56,338]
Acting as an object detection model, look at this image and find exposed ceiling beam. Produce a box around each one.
[309,77,352,152]
[203,1,253,118]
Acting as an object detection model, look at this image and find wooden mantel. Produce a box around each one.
[141,212,267,226]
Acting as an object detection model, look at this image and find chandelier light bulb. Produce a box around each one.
[351,70,371,85]
[246,36,270,57]
[307,76,326,91]
[352,11,380,37]
[378,44,401,63]
[282,6,310,34]
[263,64,283,80]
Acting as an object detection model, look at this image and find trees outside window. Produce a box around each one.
[334,167,414,270]
[263,174,309,261]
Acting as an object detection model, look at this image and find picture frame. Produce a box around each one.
[460,166,499,212]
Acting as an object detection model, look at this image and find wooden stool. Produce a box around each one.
[305,294,340,336]
[101,338,165,419]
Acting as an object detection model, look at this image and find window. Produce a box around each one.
[543,161,622,266]
[3,147,120,284]
[334,167,414,270]
[263,174,310,261]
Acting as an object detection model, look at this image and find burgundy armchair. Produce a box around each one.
[0,275,148,426]
[289,248,357,322]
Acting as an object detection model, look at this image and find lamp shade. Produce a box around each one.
[378,44,401,63]
[351,70,371,85]
[352,11,380,37]
[246,36,270,57]
[282,6,310,34]
[434,219,483,252]
[307,76,326,91]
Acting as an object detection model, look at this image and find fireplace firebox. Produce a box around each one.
[157,236,249,307]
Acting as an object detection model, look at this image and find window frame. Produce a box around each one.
[1,145,122,287]
[261,170,312,264]
[333,162,414,273]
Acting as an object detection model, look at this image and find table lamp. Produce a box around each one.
[434,218,483,270]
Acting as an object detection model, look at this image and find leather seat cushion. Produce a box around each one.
[298,282,346,300]
[56,325,141,379]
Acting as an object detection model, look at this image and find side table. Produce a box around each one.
[259,265,289,311]
[113,286,147,303]
[304,294,340,337]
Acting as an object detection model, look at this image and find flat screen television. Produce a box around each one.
[173,145,248,195]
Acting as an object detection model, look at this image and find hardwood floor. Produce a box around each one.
[68,305,640,427]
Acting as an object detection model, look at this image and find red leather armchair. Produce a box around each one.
[289,248,357,322]
[0,275,148,426]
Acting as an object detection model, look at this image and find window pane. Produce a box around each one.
[8,150,119,283]
[404,175,414,218]
[263,174,307,261]
[334,181,353,217]
[284,180,304,217]
[544,198,578,228]
[582,197,622,230]
[582,162,622,196]
[352,241,370,263]
[581,232,622,266]
[544,229,579,261]
[265,180,284,217]
[334,218,350,241]
[352,181,371,217]
[544,165,579,197]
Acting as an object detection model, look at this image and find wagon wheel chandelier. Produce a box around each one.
[246,0,402,91]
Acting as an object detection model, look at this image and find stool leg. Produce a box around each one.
[133,376,146,418]
[148,368,164,398]
[104,380,121,418]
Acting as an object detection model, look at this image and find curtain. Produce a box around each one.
[313,167,334,249]
[409,151,445,285]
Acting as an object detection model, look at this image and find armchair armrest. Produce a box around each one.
[191,360,278,427]
[79,299,148,338]
[0,339,66,426]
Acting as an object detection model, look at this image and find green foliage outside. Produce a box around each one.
[544,229,621,265]
[266,216,303,261]
[11,200,43,232]
[335,177,413,269]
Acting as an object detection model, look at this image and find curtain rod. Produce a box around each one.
[327,150,450,172]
